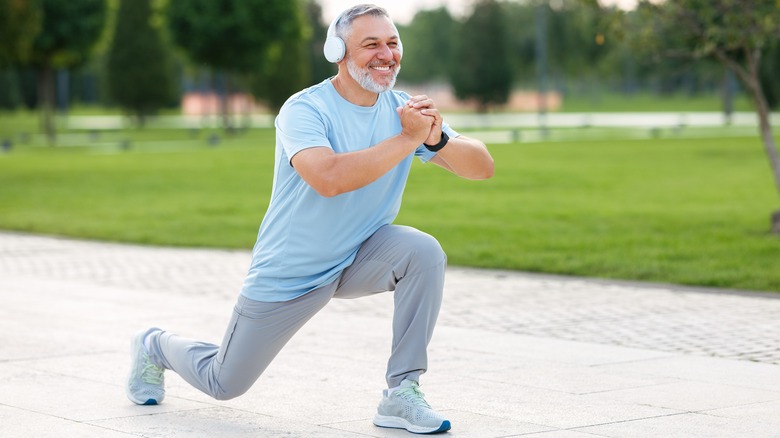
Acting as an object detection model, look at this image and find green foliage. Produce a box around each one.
[166,0,303,74]
[30,0,108,68]
[105,0,175,122]
[302,0,334,85]
[627,0,780,67]
[398,7,456,84]
[24,0,108,144]
[0,0,42,66]
[0,68,21,109]
[249,37,310,115]
[501,2,537,83]
[546,0,608,80]
[450,0,512,111]
[760,42,780,109]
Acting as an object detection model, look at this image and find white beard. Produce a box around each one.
[346,56,400,94]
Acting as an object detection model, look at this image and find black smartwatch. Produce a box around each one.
[424,132,449,152]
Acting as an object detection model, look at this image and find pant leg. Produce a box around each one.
[146,282,336,400]
[334,224,447,388]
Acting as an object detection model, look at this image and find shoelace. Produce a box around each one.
[141,353,164,385]
[393,383,431,408]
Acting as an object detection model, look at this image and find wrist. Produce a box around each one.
[400,131,428,149]
[424,132,449,152]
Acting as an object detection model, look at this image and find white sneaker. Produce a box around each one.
[126,328,165,405]
[373,380,451,434]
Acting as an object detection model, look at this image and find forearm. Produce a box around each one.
[293,133,422,197]
[433,135,494,180]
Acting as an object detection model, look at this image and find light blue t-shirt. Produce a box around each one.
[240,79,458,302]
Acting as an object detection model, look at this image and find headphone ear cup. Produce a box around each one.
[323,36,345,63]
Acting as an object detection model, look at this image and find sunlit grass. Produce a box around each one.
[1,115,779,292]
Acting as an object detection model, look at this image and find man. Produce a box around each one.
[126,3,493,435]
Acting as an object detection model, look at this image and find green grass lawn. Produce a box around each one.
[558,91,755,113]
[401,136,780,291]
[1,118,779,292]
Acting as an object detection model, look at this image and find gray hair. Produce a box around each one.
[334,4,392,42]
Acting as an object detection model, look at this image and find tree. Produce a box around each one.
[303,0,333,86]
[627,0,780,232]
[450,0,512,112]
[249,36,310,115]
[546,0,610,93]
[167,0,304,130]
[28,0,107,144]
[760,42,780,110]
[502,2,537,85]
[105,0,175,125]
[400,7,456,85]
[0,0,42,67]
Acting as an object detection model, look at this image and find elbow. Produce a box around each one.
[482,158,495,179]
[309,175,347,198]
[311,182,341,198]
[471,157,494,180]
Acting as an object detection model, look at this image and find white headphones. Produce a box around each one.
[322,9,403,64]
[323,12,347,63]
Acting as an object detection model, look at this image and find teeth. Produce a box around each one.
[373,66,390,71]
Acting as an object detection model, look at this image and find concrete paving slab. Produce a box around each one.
[704,399,780,426]
[432,326,677,366]
[2,231,780,437]
[90,406,368,437]
[595,355,780,391]
[432,346,677,395]
[575,412,777,437]
[476,390,682,430]
[517,431,608,438]
[0,405,133,438]
[579,380,780,412]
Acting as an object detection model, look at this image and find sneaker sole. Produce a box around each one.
[373,414,451,434]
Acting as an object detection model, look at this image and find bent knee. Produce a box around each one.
[213,383,252,401]
[407,231,447,268]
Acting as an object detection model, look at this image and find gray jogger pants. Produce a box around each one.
[146,224,446,400]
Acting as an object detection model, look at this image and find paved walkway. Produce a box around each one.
[1,231,779,437]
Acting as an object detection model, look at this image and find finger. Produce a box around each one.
[420,108,441,123]
[412,100,432,109]
[406,95,430,106]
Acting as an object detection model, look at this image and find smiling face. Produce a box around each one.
[342,14,402,94]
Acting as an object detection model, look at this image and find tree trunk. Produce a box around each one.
[38,63,56,145]
[220,72,233,134]
[746,61,780,190]
[742,59,780,233]
[752,93,780,199]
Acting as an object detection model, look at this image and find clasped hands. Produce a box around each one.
[396,95,443,146]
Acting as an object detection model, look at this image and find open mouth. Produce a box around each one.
[369,63,395,73]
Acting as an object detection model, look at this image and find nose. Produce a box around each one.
[377,42,393,60]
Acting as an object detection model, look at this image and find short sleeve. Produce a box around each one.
[275,99,331,166]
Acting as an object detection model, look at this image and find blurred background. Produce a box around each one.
[1,0,776,130]
[0,0,779,293]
